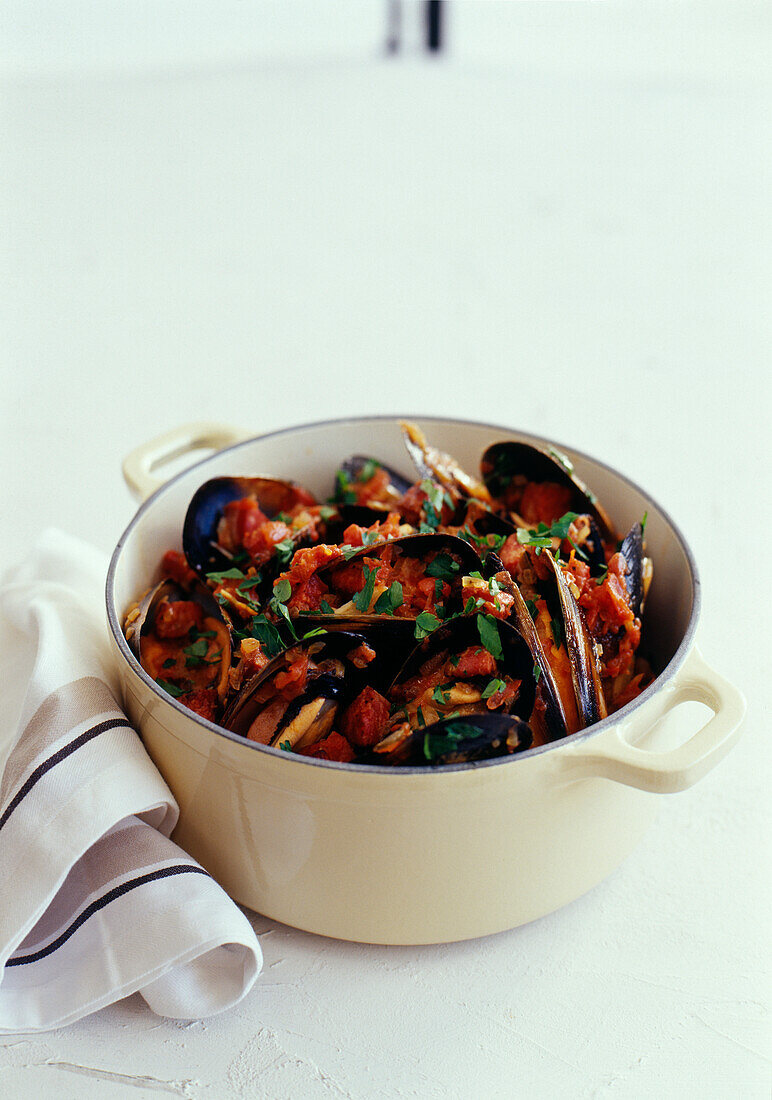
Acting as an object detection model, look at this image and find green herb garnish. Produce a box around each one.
[426,553,461,581]
[477,614,503,661]
[432,684,452,706]
[481,678,506,700]
[373,581,404,616]
[206,567,246,583]
[156,678,185,698]
[353,564,377,612]
[414,611,442,639]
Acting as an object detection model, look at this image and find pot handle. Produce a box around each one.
[122,422,248,501]
[564,647,745,793]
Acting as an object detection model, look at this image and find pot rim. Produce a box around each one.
[106,413,701,776]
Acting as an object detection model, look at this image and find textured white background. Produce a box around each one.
[1,3,770,1097]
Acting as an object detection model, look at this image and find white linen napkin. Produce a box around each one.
[0,530,262,1033]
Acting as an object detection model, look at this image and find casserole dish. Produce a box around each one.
[107,417,745,944]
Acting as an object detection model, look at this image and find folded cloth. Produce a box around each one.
[0,530,262,1033]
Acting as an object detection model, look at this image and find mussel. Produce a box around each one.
[480,440,616,542]
[514,549,606,733]
[401,422,490,504]
[366,614,537,765]
[222,631,369,749]
[124,579,232,718]
[484,555,570,744]
[182,476,317,578]
[364,712,533,767]
[618,521,653,619]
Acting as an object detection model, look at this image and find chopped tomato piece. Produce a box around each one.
[217,498,269,552]
[181,688,218,722]
[348,642,377,668]
[287,573,329,613]
[520,481,572,525]
[298,731,355,762]
[451,646,497,680]
[243,520,292,566]
[338,686,391,749]
[161,549,197,588]
[274,654,309,699]
[154,599,203,639]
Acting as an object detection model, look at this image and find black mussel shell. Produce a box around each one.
[573,515,606,576]
[388,613,536,725]
[292,616,414,690]
[401,421,490,502]
[540,552,607,729]
[480,441,615,542]
[618,522,645,618]
[491,566,570,743]
[363,712,533,767]
[125,578,232,701]
[182,476,317,578]
[221,630,367,745]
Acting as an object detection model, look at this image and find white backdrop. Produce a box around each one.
[1,3,770,1097]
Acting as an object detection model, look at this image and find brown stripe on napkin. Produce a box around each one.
[1,676,123,807]
[10,819,202,960]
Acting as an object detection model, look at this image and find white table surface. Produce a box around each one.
[1,8,770,1098]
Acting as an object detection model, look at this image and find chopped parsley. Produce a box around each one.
[460,526,507,552]
[516,512,579,549]
[426,553,461,581]
[333,469,357,505]
[278,739,293,752]
[246,614,284,657]
[432,683,452,706]
[162,657,176,669]
[550,615,564,651]
[641,510,648,533]
[353,564,377,612]
[302,627,327,640]
[416,706,427,728]
[273,578,292,604]
[481,678,506,700]
[320,599,334,614]
[358,459,380,482]
[206,567,246,583]
[414,611,442,639]
[373,581,404,616]
[477,614,503,661]
[274,538,295,567]
[342,531,380,560]
[156,678,185,698]
[236,574,262,594]
[567,537,589,562]
[533,662,542,683]
[525,598,538,621]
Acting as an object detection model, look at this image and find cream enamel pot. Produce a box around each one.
[107,417,745,945]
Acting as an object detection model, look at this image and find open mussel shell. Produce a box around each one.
[388,613,537,725]
[480,441,616,542]
[182,476,317,577]
[401,421,490,503]
[484,558,569,744]
[540,552,607,730]
[125,578,232,702]
[221,630,367,748]
[363,712,533,767]
[618,522,648,618]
